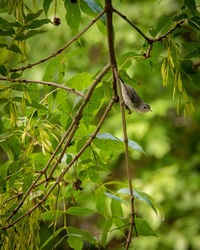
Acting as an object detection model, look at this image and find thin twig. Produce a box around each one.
[6,64,111,222]
[10,10,106,73]
[114,69,137,249]
[153,20,184,42]
[113,8,153,43]
[0,77,85,98]
[3,98,116,230]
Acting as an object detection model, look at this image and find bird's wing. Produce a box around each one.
[121,81,142,108]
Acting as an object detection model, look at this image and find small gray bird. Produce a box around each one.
[120,78,152,114]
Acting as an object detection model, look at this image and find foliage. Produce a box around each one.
[0,0,200,249]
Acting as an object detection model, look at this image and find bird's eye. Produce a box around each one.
[144,106,146,109]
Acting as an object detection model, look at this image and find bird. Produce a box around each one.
[120,78,152,114]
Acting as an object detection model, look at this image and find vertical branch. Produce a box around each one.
[105,0,137,248]
[114,70,138,249]
[105,0,118,100]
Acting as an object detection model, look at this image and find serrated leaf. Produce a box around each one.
[66,206,95,216]
[134,218,157,236]
[43,0,53,16]
[64,0,81,34]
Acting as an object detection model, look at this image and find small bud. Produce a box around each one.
[53,17,61,26]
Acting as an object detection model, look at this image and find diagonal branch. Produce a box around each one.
[0,77,85,98]
[113,8,153,43]
[10,10,106,73]
[45,64,111,184]
[3,97,116,230]
[6,64,111,222]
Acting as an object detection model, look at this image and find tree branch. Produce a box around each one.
[3,97,115,230]
[105,0,118,101]
[10,10,106,73]
[113,8,153,43]
[46,64,112,184]
[106,1,137,248]
[6,64,111,222]
[0,77,85,98]
[113,68,137,249]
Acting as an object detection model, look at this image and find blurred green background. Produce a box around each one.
[1,0,200,249]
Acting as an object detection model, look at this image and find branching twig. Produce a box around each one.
[3,98,115,230]
[10,10,106,73]
[112,8,153,43]
[6,64,111,222]
[0,77,85,98]
[113,8,184,58]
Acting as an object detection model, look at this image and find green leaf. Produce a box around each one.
[101,218,112,247]
[181,60,196,74]
[66,72,93,90]
[43,0,54,16]
[23,174,33,193]
[188,16,200,30]
[80,0,106,24]
[67,226,97,245]
[15,30,46,40]
[25,10,43,22]
[25,19,51,29]
[40,227,65,249]
[83,85,104,127]
[118,188,158,214]
[42,210,63,220]
[67,235,83,250]
[111,198,124,217]
[184,0,197,14]
[66,206,95,216]
[0,65,7,76]
[127,138,145,154]
[43,56,61,82]
[134,218,157,236]
[104,192,127,205]
[95,193,106,216]
[154,15,172,36]
[9,44,22,54]
[64,0,81,34]
[76,138,92,161]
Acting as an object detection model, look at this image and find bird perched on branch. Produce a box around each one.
[120,78,152,114]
